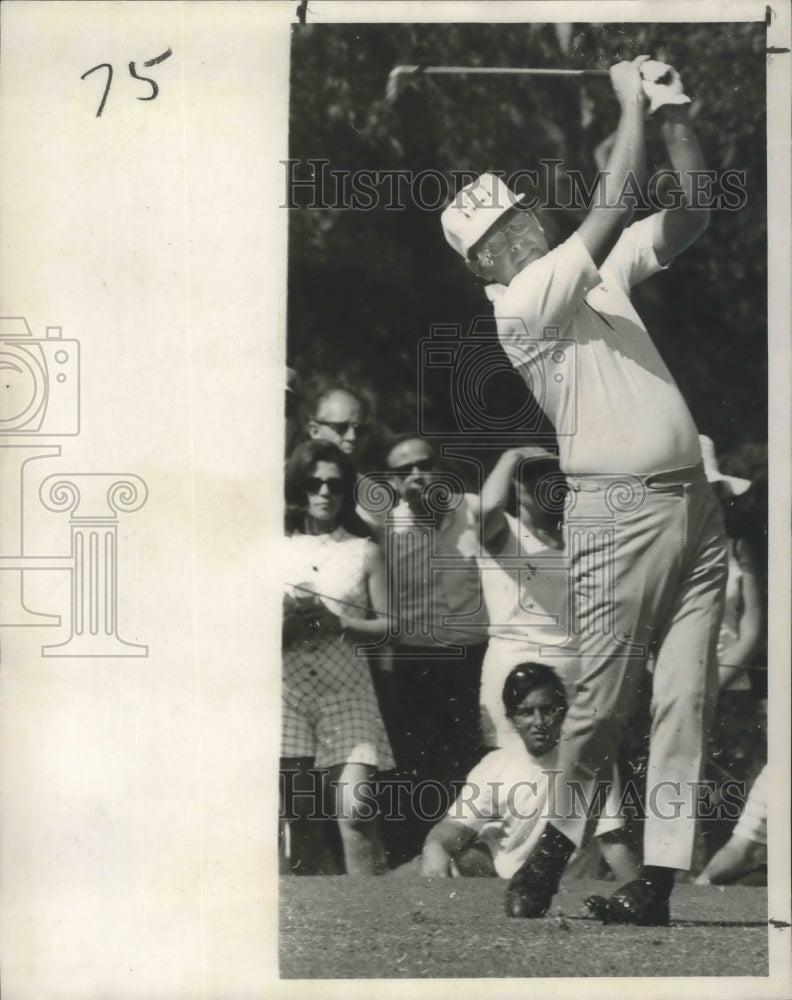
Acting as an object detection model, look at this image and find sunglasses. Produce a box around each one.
[305,476,344,496]
[483,212,541,258]
[390,458,435,477]
[314,419,370,437]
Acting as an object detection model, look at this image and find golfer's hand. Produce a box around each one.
[640,60,691,114]
[610,55,651,108]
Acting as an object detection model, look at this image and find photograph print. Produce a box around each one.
[279,6,788,988]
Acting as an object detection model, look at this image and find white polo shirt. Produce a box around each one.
[487,214,702,475]
[449,742,623,878]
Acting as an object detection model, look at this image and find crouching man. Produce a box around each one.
[421,663,636,883]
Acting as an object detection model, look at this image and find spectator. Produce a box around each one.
[420,663,635,881]
[699,435,765,852]
[700,436,763,698]
[280,440,393,874]
[695,765,767,885]
[476,446,569,748]
[301,377,397,866]
[367,434,489,862]
[285,367,301,456]
[306,380,373,467]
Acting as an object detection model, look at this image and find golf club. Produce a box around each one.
[386,64,609,102]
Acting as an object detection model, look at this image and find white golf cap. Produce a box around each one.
[699,435,751,496]
[441,173,525,259]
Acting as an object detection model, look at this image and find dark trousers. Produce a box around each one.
[378,642,486,865]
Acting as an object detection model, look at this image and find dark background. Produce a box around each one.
[286,20,767,500]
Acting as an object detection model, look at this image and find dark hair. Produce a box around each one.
[516,457,558,483]
[284,440,368,536]
[502,663,567,718]
[515,460,567,519]
[383,432,438,468]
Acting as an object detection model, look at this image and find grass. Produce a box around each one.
[279,875,769,979]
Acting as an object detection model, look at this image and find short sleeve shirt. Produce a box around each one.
[486,215,701,474]
[449,742,623,878]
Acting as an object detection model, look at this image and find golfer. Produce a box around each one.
[441,56,727,924]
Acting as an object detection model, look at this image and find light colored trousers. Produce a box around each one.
[551,464,727,870]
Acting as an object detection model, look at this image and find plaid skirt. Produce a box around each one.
[282,632,395,771]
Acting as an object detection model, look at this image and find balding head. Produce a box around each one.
[307,388,370,464]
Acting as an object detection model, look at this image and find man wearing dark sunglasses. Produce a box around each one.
[386,437,438,516]
[368,434,488,864]
[307,384,371,465]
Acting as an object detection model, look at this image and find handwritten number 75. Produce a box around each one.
[81,48,172,118]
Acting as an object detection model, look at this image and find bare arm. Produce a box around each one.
[577,56,648,267]
[421,817,478,877]
[480,449,523,546]
[653,105,711,265]
[694,833,763,885]
[339,541,390,640]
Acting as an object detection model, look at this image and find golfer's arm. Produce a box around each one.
[577,100,646,267]
[654,106,711,264]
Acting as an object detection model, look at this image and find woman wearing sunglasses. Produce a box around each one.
[281,440,393,875]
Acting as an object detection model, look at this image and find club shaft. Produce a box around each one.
[408,66,609,78]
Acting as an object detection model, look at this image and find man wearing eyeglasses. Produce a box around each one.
[307,384,371,466]
[440,58,727,926]
[369,434,488,864]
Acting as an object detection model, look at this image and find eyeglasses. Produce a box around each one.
[313,419,370,437]
[305,476,344,496]
[482,212,540,258]
[389,458,435,477]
